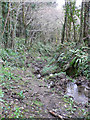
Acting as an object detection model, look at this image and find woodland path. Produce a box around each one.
[2,58,89,119]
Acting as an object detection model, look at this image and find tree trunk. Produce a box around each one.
[2,2,9,48]
[79,2,84,43]
[83,2,89,45]
[24,26,28,44]
[83,2,89,37]
[22,3,28,45]
[61,1,68,44]
[68,18,71,41]
[70,2,76,42]
[10,3,15,49]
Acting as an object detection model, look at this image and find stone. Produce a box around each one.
[37,74,41,79]
[15,99,18,102]
[50,74,53,77]
[48,81,55,88]
[10,101,14,105]
[59,73,66,79]
[20,107,24,110]
[34,67,40,74]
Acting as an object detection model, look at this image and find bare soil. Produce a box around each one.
[1,58,89,119]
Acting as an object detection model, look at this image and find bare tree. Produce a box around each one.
[61,0,68,44]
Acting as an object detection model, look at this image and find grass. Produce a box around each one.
[32,100,43,107]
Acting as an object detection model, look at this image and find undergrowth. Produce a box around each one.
[42,42,89,78]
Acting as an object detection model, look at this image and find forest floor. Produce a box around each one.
[1,43,89,119]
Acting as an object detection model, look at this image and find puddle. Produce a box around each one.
[66,82,88,104]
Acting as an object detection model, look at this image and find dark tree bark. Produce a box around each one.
[61,1,68,44]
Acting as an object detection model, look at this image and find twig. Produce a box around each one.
[49,110,64,120]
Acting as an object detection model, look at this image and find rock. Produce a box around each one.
[15,99,18,102]
[85,86,90,90]
[24,104,26,107]
[50,74,53,77]
[34,67,40,74]
[20,107,24,110]
[84,87,88,97]
[48,85,50,89]
[16,102,18,105]
[58,73,66,79]
[10,101,14,105]
[78,85,85,92]
[48,81,55,88]
[85,104,89,108]
[73,105,77,109]
[61,79,66,82]
[37,57,41,59]
[75,81,82,86]
[37,74,41,79]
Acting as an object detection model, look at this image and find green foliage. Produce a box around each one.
[45,43,88,77]
[11,106,23,118]
[75,9,81,18]
[17,90,25,99]
[0,62,22,90]
[63,95,76,113]
[69,48,88,77]
[15,37,26,51]
[0,48,25,68]
[36,42,54,56]
[32,100,43,107]
[2,67,14,81]
[41,64,58,75]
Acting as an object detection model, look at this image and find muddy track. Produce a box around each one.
[2,59,89,119]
